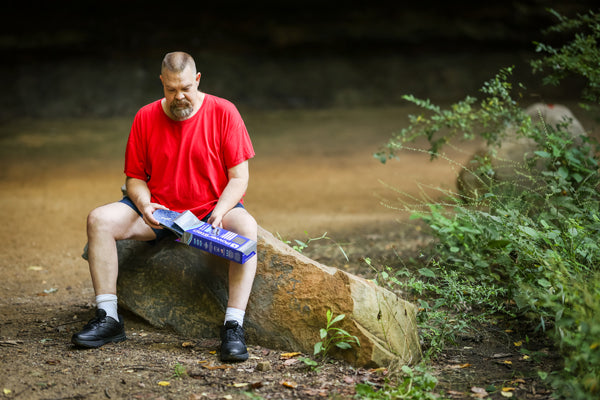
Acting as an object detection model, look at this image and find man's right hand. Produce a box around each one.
[141,203,169,229]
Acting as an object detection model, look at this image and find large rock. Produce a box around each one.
[457,103,587,200]
[109,226,421,367]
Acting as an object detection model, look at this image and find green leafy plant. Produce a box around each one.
[354,364,441,400]
[314,309,360,358]
[297,356,322,372]
[170,362,187,379]
[531,9,600,105]
[375,8,600,398]
[538,270,600,399]
[369,257,507,358]
[277,231,349,261]
[375,66,526,163]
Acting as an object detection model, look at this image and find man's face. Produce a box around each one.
[160,66,201,120]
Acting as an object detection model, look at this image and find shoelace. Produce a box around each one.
[224,326,244,342]
[83,315,106,330]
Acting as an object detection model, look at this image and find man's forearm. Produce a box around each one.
[125,177,152,210]
[213,176,248,216]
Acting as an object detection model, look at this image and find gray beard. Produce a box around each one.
[170,102,194,120]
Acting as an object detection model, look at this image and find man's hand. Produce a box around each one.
[125,177,169,229]
[207,212,224,229]
[141,202,169,229]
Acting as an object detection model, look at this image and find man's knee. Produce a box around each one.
[87,203,138,238]
[87,206,113,231]
[224,208,257,239]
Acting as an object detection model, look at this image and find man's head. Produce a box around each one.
[160,52,202,120]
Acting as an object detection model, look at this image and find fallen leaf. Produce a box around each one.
[504,329,513,333]
[500,390,514,398]
[513,341,523,347]
[202,364,232,370]
[3,389,12,395]
[27,266,43,271]
[209,350,216,355]
[281,380,298,389]
[503,360,513,365]
[502,387,516,392]
[283,358,298,366]
[368,367,387,374]
[280,352,301,359]
[231,382,249,388]
[0,340,22,346]
[303,389,327,397]
[590,342,599,350]
[46,359,60,365]
[511,378,526,384]
[181,341,194,347]
[521,355,530,360]
[343,376,355,384]
[450,363,472,369]
[157,381,170,386]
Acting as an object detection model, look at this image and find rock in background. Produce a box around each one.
[457,103,588,200]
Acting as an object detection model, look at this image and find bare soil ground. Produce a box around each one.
[1,105,595,399]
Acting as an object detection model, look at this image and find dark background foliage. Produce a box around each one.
[2,0,597,120]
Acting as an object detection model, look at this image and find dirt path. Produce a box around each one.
[1,104,593,399]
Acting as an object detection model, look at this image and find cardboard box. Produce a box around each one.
[153,209,256,264]
[181,223,256,264]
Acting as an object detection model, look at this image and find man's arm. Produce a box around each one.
[125,176,168,229]
[207,160,249,228]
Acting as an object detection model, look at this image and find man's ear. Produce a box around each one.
[196,73,201,83]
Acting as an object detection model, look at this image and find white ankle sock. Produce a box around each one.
[96,294,119,322]
[224,307,245,327]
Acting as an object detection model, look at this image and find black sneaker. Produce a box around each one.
[71,309,126,348]
[220,320,249,362]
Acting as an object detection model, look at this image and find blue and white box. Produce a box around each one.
[153,209,256,264]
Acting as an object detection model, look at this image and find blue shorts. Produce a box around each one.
[118,196,244,241]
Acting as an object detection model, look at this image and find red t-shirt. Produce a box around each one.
[124,94,255,219]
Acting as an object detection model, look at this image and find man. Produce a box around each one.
[71,51,257,362]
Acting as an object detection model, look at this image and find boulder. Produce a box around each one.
[101,226,421,367]
[457,103,587,200]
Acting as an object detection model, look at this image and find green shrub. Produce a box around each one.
[376,9,600,399]
[369,257,507,359]
[536,270,600,399]
[355,364,440,400]
[531,9,600,105]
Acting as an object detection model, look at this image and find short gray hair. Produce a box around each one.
[161,52,196,74]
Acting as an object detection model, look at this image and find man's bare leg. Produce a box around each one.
[219,207,258,361]
[72,202,155,348]
[222,207,258,312]
[87,202,156,295]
